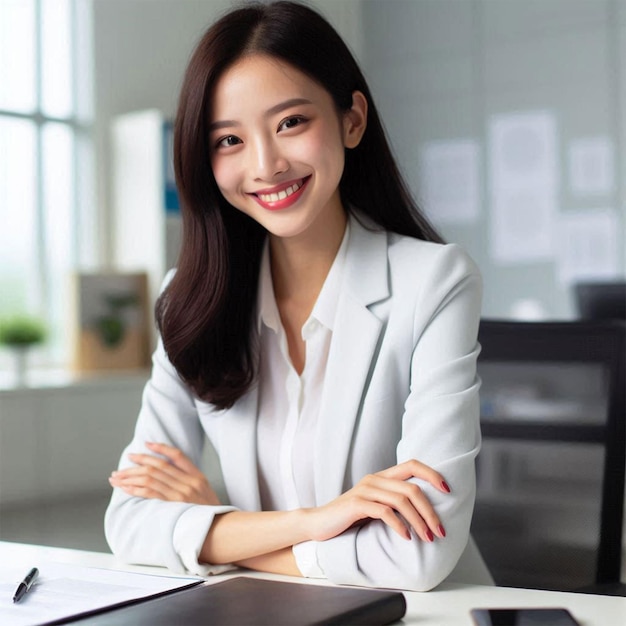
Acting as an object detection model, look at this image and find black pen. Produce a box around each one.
[13,567,39,603]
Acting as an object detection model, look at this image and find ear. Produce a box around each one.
[342,90,368,149]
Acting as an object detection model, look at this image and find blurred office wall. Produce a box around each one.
[362,0,626,320]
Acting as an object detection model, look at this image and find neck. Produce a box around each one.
[269,209,347,304]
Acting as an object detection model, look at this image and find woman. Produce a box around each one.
[105,0,488,591]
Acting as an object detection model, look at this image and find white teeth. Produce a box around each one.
[258,180,303,203]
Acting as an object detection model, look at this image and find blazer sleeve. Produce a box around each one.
[104,334,238,576]
[315,243,483,591]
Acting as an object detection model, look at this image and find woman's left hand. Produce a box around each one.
[108,442,221,505]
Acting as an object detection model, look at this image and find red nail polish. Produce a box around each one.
[441,481,451,493]
[438,524,446,538]
[426,529,434,542]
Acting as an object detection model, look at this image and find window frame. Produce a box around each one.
[0,0,95,371]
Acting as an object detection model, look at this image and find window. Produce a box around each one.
[0,0,95,370]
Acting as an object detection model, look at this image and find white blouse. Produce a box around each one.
[256,223,349,576]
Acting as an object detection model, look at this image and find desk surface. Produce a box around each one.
[1,541,624,625]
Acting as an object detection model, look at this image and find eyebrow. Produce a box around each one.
[208,98,313,132]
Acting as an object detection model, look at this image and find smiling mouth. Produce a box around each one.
[257,180,304,203]
[250,176,311,210]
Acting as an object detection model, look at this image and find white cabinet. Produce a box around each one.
[111,110,182,326]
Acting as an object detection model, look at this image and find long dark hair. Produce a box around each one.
[156,1,443,409]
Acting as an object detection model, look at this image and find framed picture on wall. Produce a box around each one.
[72,272,150,372]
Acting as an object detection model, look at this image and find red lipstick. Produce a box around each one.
[250,176,311,211]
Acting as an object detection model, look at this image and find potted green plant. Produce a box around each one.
[0,315,47,386]
[94,292,139,348]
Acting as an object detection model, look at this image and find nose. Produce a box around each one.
[249,135,289,181]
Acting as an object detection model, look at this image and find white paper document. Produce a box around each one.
[418,139,481,225]
[556,208,620,284]
[568,137,614,196]
[488,110,559,263]
[0,562,201,626]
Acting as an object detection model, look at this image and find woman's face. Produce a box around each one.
[209,54,365,244]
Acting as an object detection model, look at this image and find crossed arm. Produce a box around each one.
[108,442,450,576]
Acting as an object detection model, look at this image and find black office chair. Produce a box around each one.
[471,319,625,595]
[575,281,626,321]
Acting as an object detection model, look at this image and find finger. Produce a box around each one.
[127,452,198,484]
[358,474,445,540]
[113,484,162,499]
[358,482,438,542]
[145,442,199,473]
[111,481,179,502]
[372,504,411,540]
[110,470,218,505]
[351,500,411,540]
[109,473,182,501]
[376,459,446,489]
[113,462,193,496]
[111,465,176,482]
[377,460,451,494]
[110,466,203,502]
[113,459,219,506]
[398,485,443,540]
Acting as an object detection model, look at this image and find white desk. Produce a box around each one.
[1,541,624,625]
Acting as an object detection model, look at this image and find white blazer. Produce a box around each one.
[105,214,491,591]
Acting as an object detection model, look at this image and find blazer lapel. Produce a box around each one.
[218,384,262,510]
[314,216,390,504]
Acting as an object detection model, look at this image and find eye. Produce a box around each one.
[216,135,242,149]
[278,115,307,132]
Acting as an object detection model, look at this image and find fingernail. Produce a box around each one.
[426,529,434,542]
[405,528,412,541]
[441,481,451,493]
[438,524,446,538]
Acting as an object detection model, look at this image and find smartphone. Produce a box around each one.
[470,608,581,626]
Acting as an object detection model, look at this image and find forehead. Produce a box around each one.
[210,54,332,118]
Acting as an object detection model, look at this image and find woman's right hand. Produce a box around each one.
[108,442,221,506]
[304,460,450,544]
